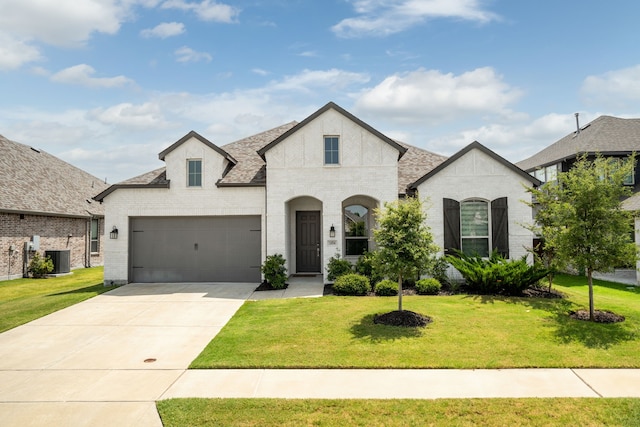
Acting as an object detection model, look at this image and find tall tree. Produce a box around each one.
[373,197,439,311]
[527,154,637,321]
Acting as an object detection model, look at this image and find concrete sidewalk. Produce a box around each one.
[161,368,640,400]
[1,279,639,427]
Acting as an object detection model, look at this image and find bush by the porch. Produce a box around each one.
[333,273,370,296]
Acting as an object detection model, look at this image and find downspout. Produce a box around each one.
[85,217,91,268]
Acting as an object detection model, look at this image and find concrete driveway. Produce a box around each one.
[0,282,257,427]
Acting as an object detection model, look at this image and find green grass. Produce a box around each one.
[191,274,640,369]
[0,267,107,332]
[157,398,640,426]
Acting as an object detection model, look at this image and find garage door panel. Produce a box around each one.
[130,216,261,283]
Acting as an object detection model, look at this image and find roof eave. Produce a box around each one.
[93,182,171,202]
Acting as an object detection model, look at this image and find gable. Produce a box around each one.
[410,141,541,190]
[257,102,407,161]
[160,131,236,188]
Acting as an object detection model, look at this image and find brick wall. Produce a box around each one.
[0,212,104,280]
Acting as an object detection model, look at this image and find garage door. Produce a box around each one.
[130,216,261,283]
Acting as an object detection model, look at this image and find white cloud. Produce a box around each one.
[88,102,172,129]
[0,0,129,48]
[333,0,499,38]
[354,67,521,124]
[252,68,269,76]
[269,69,370,93]
[0,0,159,68]
[299,51,319,57]
[140,22,185,38]
[51,64,134,88]
[581,64,640,108]
[0,33,42,70]
[161,0,240,22]
[175,46,213,63]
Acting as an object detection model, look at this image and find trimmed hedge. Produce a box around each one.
[333,273,370,296]
[374,279,398,296]
[416,278,441,295]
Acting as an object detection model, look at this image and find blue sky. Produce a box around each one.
[1,0,639,183]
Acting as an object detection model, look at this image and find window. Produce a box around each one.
[443,197,509,258]
[533,163,559,183]
[460,200,489,257]
[90,218,99,253]
[344,204,368,256]
[324,136,339,165]
[187,159,202,187]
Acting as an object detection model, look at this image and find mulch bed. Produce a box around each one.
[254,280,288,291]
[569,309,625,323]
[374,310,432,327]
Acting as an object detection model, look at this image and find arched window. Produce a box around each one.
[344,204,369,256]
[443,197,509,258]
[460,199,489,257]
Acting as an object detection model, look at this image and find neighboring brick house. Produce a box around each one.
[0,135,109,280]
[95,102,538,285]
[517,115,640,284]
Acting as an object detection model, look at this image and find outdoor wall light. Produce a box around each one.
[110,226,119,239]
[329,225,336,238]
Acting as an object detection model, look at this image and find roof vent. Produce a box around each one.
[30,147,40,153]
[574,113,580,135]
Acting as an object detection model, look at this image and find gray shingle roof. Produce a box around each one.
[0,134,108,217]
[96,119,448,198]
[517,116,640,171]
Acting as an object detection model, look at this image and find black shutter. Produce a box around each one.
[491,197,509,258]
[443,198,460,255]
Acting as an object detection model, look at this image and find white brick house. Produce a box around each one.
[95,102,539,285]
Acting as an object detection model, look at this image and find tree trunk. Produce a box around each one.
[587,268,595,321]
[398,274,403,312]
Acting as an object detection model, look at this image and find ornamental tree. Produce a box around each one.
[527,154,637,321]
[373,197,439,311]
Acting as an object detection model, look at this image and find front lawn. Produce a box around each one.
[191,274,640,369]
[157,398,640,426]
[0,267,107,333]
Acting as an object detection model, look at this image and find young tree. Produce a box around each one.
[373,197,439,311]
[527,154,637,321]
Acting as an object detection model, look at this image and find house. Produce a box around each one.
[0,135,109,280]
[517,115,640,285]
[95,102,538,285]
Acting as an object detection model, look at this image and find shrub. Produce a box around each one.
[374,279,398,296]
[355,251,383,285]
[416,278,441,295]
[28,252,54,278]
[261,254,287,289]
[446,250,549,295]
[326,253,353,281]
[332,273,370,296]
[428,256,450,286]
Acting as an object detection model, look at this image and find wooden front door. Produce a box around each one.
[296,211,321,272]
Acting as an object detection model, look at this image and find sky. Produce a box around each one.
[1,0,640,184]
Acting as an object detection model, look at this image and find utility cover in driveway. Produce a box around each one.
[130,216,261,283]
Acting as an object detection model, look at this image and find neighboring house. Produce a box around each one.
[517,115,640,285]
[516,115,640,189]
[95,102,537,285]
[0,135,109,280]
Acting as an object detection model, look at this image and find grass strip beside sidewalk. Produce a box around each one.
[0,267,107,333]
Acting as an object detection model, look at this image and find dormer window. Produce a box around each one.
[187,159,202,187]
[324,136,339,165]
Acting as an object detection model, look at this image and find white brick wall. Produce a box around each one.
[264,108,400,275]
[102,136,265,284]
[417,148,535,261]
